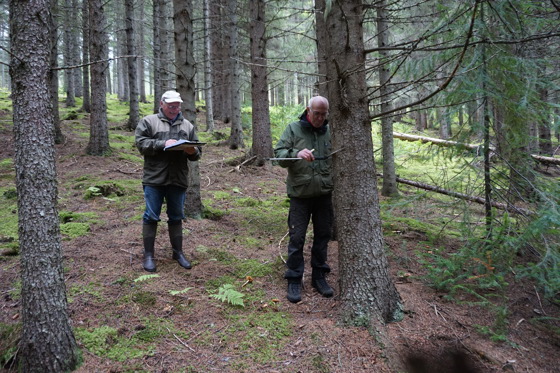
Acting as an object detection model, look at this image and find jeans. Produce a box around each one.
[284,194,333,279]
[142,185,186,224]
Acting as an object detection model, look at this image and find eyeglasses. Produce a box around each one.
[311,110,328,117]
[166,104,181,110]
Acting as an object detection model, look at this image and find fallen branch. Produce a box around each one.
[393,132,560,166]
[227,155,257,173]
[377,173,535,216]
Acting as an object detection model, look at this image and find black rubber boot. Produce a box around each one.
[142,223,157,272]
[286,279,302,303]
[168,221,191,269]
[312,270,333,298]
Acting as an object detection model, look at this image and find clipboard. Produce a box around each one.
[164,139,206,151]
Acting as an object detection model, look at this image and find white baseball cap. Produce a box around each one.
[161,90,183,103]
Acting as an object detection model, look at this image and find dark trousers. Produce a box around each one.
[284,194,333,280]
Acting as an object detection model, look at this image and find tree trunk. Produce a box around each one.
[376,0,398,197]
[323,0,402,326]
[153,0,164,112]
[63,0,75,107]
[116,0,129,102]
[87,0,110,155]
[211,0,229,123]
[51,0,64,144]
[153,0,171,113]
[126,0,139,130]
[538,87,552,155]
[314,0,328,97]
[10,0,80,371]
[137,0,147,103]
[81,0,91,113]
[203,0,215,132]
[71,0,82,99]
[249,0,272,165]
[226,0,244,149]
[173,0,203,218]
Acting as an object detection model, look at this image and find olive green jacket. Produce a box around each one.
[135,110,201,189]
[273,111,333,198]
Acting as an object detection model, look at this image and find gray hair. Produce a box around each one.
[308,96,329,110]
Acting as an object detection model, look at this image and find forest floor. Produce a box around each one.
[0,110,559,373]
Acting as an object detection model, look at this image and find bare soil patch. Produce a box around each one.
[1,116,558,373]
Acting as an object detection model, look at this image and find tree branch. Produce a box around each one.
[370,1,479,120]
[377,173,535,216]
[52,54,143,71]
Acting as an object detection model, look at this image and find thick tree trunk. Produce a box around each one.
[71,0,82,98]
[126,0,139,130]
[153,0,165,112]
[116,0,129,102]
[323,0,402,326]
[10,0,80,371]
[51,0,64,144]
[173,0,203,218]
[87,0,110,155]
[212,0,231,123]
[249,0,272,165]
[63,0,75,107]
[376,0,398,197]
[81,0,91,113]
[203,0,215,132]
[137,0,147,103]
[226,0,244,149]
[314,0,328,97]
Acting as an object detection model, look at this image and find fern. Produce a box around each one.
[133,274,160,282]
[210,284,245,307]
[169,287,192,296]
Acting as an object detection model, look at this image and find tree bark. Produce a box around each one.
[172,0,203,218]
[323,0,402,326]
[125,0,139,130]
[249,0,272,165]
[51,0,64,144]
[226,0,244,149]
[376,0,398,197]
[10,0,80,371]
[71,0,82,98]
[116,0,129,102]
[152,0,165,112]
[211,0,230,122]
[314,0,328,97]
[63,0,75,107]
[87,0,110,155]
[203,0,215,132]
[81,0,91,113]
[137,0,147,103]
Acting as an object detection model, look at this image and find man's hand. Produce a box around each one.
[183,147,197,155]
[297,148,315,162]
[165,139,197,155]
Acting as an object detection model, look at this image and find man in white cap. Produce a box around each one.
[135,90,202,272]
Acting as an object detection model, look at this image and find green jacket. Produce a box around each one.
[274,111,333,198]
[135,110,201,189]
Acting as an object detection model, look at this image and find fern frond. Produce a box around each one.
[169,287,193,296]
[210,284,245,307]
[134,274,160,282]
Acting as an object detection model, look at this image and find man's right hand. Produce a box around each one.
[297,148,315,162]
